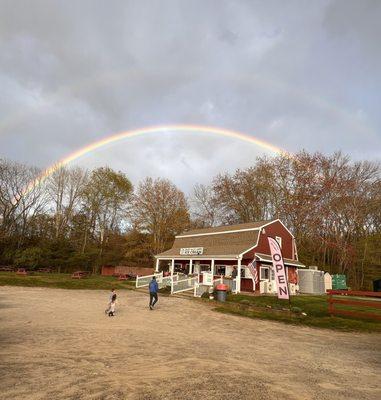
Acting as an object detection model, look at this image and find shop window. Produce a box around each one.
[215,265,226,275]
[200,264,211,272]
[260,267,269,280]
[174,263,184,273]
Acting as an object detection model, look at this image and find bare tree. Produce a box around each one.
[80,167,132,270]
[131,177,190,255]
[190,183,222,227]
[0,159,47,244]
[46,166,88,239]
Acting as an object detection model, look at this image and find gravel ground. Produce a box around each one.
[0,286,380,400]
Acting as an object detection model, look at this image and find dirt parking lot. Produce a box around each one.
[0,286,380,400]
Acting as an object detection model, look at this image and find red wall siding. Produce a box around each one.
[244,221,294,259]
[101,266,115,276]
[241,278,254,292]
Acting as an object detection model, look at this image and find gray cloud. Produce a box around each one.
[0,0,380,193]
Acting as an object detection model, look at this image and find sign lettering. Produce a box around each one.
[268,237,290,300]
[179,247,204,255]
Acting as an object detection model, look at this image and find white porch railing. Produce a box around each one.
[136,272,163,288]
[194,283,209,297]
[158,275,172,289]
[232,278,238,294]
[137,272,238,295]
[171,276,198,294]
[222,277,237,294]
[213,276,223,287]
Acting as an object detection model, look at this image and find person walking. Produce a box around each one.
[105,288,117,314]
[108,299,116,317]
[149,276,159,310]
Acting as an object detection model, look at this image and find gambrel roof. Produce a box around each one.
[155,219,296,259]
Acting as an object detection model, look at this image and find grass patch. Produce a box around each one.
[0,272,136,291]
[213,293,381,333]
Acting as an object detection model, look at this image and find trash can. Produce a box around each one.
[332,274,347,290]
[216,284,228,302]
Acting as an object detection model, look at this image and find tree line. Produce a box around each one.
[0,151,380,289]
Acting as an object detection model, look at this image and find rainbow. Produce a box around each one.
[20,124,292,199]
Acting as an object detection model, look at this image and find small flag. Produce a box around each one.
[247,259,258,285]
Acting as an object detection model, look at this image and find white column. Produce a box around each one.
[170,259,175,275]
[189,259,193,274]
[211,259,215,276]
[237,258,242,293]
[155,258,160,272]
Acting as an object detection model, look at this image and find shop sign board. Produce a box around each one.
[180,247,204,255]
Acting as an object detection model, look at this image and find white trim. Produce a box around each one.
[255,253,306,268]
[238,219,295,257]
[176,219,292,239]
[176,227,260,238]
[177,219,294,240]
[155,258,159,272]
[260,266,270,281]
[238,242,260,258]
[260,219,295,238]
[237,258,241,293]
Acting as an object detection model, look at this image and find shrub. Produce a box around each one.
[158,286,171,294]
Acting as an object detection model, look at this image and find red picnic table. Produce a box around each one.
[71,271,91,279]
[16,268,28,276]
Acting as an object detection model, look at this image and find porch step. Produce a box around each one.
[172,290,195,299]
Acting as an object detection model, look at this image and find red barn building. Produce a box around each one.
[155,219,305,294]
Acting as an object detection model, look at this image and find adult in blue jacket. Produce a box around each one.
[149,276,159,310]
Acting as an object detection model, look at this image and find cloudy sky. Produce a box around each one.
[1,0,380,193]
